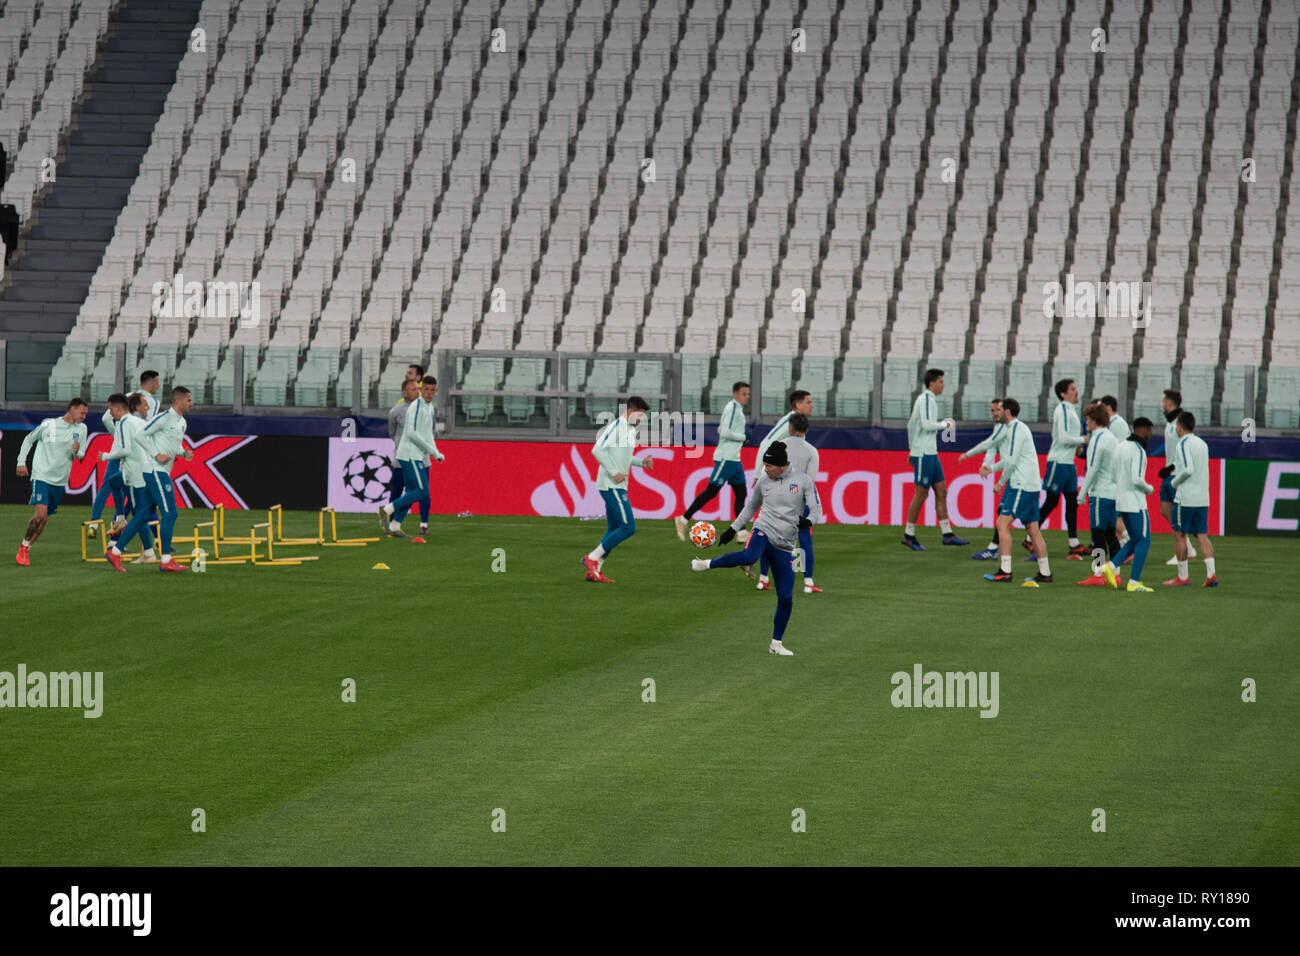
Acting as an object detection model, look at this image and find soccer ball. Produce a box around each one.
[343,451,394,504]
[689,520,717,548]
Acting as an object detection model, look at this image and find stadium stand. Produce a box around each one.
[0,0,1297,426]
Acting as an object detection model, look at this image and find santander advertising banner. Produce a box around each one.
[327,438,1224,533]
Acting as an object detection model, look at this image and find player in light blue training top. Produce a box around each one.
[752,390,812,482]
[100,392,158,565]
[958,397,1009,559]
[1167,411,1217,587]
[1030,379,1090,559]
[583,396,654,583]
[1099,395,1131,547]
[89,394,134,538]
[138,369,162,419]
[676,381,750,540]
[981,397,1053,584]
[386,378,417,512]
[1078,401,1121,586]
[107,387,193,572]
[1101,417,1156,592]
[382,376,445,539]
[901,368,968,551]
[15,397,89,566]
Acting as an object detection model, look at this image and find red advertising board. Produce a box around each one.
[63,434,257,509]
[328,439,1224,533]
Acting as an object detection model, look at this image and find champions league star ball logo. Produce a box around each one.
[343,451,393,504]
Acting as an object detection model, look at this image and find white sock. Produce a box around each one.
[1177,560,1188,579]
[804,577,813,587]
[939,520,952,534]
[21,539,30,548]
[759,574,769,583]
[111,546,123,556]
[420,523,428,529]
[1068,537,1080,548]
[144,548,155,557]
[1038,556,1051,575]
[987,542,999,551]
[588,545,606,562]
[1205,557,1215,578]
[383,503,394,515]
[1000,554,1012,573]
[162,554,171,563]
[905,522,916,536]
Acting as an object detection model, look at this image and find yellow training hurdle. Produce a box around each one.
[266,504,321,546]
[80,519,143,563]
[318,506,379,546]
[83,505,360,567]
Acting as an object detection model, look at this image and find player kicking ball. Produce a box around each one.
[675,381,749,541]
[690,441,820,655]
[15,398,89,565]
[755,413,822,593]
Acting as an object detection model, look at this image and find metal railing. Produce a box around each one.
[0,337,1291,435]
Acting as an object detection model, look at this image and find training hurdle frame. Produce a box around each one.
[266,504,321,546]
[83,505,363,567]
[318,506,380,546]
[79,519,143,563]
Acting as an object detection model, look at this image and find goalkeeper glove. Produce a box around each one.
[718,527,736,546]
[1158,464,1174,479]
[798,517,812,530]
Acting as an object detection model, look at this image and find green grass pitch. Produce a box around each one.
[1,504,1295,866]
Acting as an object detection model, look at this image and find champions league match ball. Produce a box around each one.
[689,521,717,548]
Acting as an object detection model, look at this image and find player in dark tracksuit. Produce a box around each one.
[690,441,820,656]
